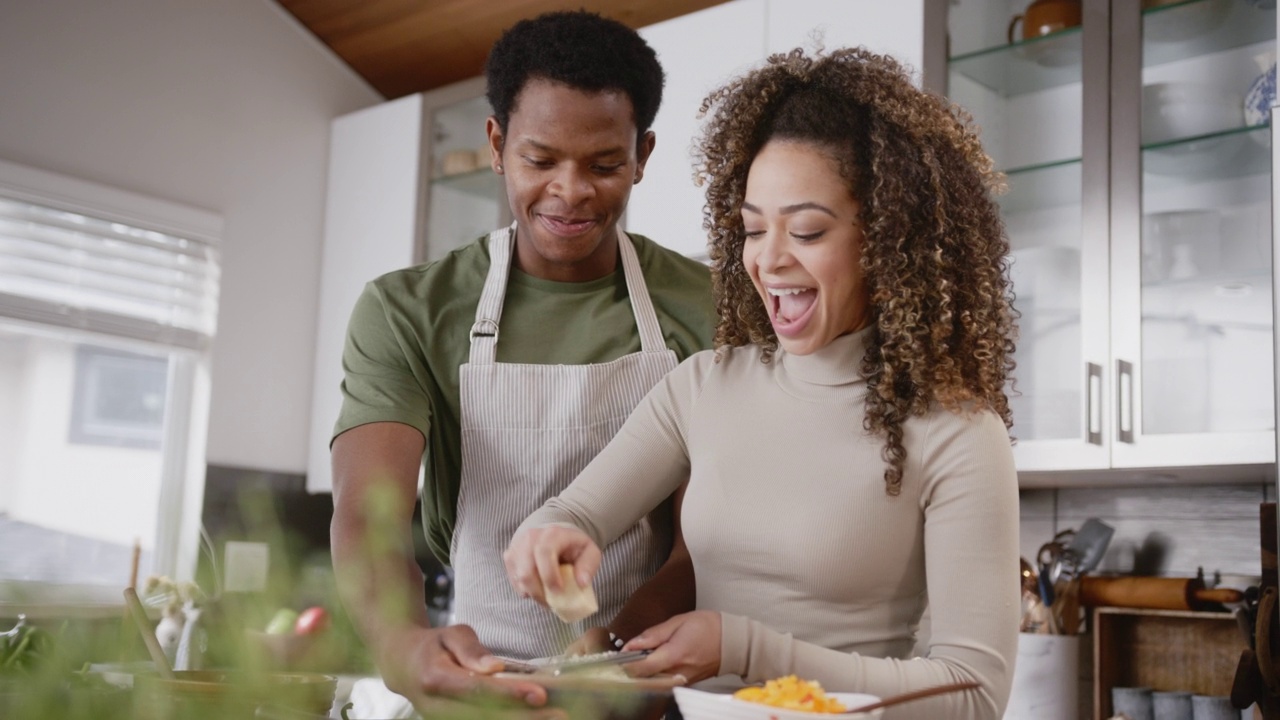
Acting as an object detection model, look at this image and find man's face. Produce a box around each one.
[486,78,654,282]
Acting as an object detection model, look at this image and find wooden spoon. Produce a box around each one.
[839,681,981,715]
[123,587,175,680]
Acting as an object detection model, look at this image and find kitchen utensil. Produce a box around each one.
[503,671,685,720]
[1062,518,1115,576]
[123,587,174,680]
[1080,576,1245,610]
[836,681,981,715]
[1037,540,1070,608]
[499,649,653,676]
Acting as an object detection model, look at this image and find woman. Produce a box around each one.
[504,47,1020,719]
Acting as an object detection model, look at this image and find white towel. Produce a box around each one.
[347,677,416,719]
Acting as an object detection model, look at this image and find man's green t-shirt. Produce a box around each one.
[334,232,716,564]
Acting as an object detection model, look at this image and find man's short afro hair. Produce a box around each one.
[485,10,665,140]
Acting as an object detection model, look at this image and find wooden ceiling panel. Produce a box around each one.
[276,0,732,99]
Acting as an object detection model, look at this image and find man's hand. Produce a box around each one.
[377,624,550,709]
[619,610,722,684]
[504,525,601,605]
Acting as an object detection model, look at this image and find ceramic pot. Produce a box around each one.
[1008,0,1083,43]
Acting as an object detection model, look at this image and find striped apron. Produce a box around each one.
[451,223,677,660]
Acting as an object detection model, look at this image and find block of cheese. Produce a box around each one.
[546,563,597,623]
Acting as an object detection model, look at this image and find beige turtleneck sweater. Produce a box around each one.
[519,328,1020,719]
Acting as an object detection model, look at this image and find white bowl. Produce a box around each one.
[1144,132,1249,175]
[674,687,885,720]
[1143,0,1231,43]
[1142,82,1243,144]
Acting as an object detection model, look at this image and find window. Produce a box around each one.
[70,345,168,450]
[0,159,221,604]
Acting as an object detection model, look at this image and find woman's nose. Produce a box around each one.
[753,231,791,271]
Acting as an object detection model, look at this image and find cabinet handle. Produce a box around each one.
[1086,362,1102,445]
[1117,359,1134,444]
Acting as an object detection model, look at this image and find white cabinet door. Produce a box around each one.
[947,0,1277,480]
[306,95,425,492]
[1108,0,1276,470]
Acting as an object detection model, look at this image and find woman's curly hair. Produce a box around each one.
[695,47,1017,496]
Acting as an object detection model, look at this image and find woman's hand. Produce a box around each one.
[619,610,722,684]
[503,525,602,605]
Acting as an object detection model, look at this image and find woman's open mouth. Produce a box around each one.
[767,286,817,337]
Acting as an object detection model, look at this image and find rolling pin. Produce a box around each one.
[1080,576,1245,611]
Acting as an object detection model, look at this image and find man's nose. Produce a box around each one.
[548,165,595,204]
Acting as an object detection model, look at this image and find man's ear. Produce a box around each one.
[485,116,505,173]
[634,130,656,184]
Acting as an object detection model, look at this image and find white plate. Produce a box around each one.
[674,686,884,720]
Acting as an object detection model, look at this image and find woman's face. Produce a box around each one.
[741,139,870,356]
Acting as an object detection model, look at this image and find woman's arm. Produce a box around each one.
[717,409,1020,720]
[509,352,713,602]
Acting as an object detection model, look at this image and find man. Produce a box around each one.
[329,10,715,712]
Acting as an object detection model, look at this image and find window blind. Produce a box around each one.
[0,195,220,350]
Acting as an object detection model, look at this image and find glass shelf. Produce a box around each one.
[998,158,1082,215]
[1142,123,1270,180]
[431,167,503,201]
[949,28,1083,96]
[1143,0,1276,67]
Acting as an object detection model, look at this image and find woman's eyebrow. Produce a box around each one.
[741,201,837,217]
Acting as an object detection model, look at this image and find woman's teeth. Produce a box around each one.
[767,287,816,324]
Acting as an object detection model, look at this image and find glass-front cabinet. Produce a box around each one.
[420,77,510,262]
[943,0,1277,478]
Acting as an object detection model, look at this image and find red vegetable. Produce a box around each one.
[293,606,329,636]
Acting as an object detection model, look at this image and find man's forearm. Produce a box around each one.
[331,510,432,660]
[606,533,696,642]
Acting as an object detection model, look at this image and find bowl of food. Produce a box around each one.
[133,670,337,720]
[675,676,883,720]
[496,670,685,720]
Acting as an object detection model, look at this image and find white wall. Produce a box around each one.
[0,0,382,475]
[6,338,162,548]
[632,0,926,257]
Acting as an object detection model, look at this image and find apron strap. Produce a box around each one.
[468,224,669,364]
[468,224,514,366]
[616,229,668,355]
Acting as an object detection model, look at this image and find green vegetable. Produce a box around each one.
[0,616,53,674]
[264,608,299,635]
